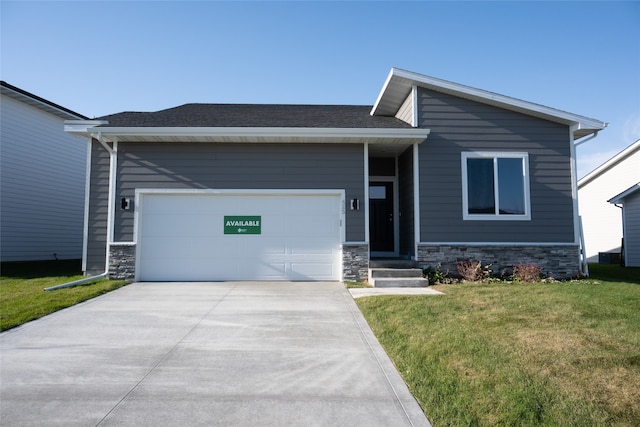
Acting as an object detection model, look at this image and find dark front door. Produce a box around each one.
[369,181,394,253]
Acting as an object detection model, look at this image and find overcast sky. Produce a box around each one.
[2,1,639,178]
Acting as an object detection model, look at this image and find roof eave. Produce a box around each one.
[1,81,88,120]
[67,125,431,145]
[608,183,640,204]
[371,68,607,138]
[64,120,110,138]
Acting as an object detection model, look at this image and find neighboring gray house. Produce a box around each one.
[1,82,88,262]
[578,139,640,262]
[65,68,607,282]
[609,184,640,267]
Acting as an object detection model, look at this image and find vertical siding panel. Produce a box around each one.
[417,88,574,243]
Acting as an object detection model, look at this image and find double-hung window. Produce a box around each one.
[461,152,531,220]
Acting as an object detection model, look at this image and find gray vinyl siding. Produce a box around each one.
[112,143,365,243]
[85,140,110,274]
[0,94,86,262]
[398,147,414,256]
[623,191,640,267]
[417,88,575,243]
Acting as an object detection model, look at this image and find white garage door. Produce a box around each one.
[136,191,343,281]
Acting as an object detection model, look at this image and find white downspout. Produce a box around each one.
[364,143,370,244]
[413,142,420,260]
[572,127,601,276]
[46,133,116,290]
[81,137,92,273]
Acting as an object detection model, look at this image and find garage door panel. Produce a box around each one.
[139,257,216,282]
[289,239,337,255]
[290,263,335,279]
[262,216,287,234]
[138,193,342,281]
[287,196,335,213]
[141,214,219,237]
[144,196,218,215]
[239,238,287,255]
[140,236,194,258]
[287,217,338,236]
[243,262,286,280]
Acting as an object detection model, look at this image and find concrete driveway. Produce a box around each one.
[1,282,431,426]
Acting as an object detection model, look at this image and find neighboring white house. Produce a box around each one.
[1,81,88,262]
[609,183,640,267]
[578,139,640,262]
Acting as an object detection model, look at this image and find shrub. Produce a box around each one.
[423,263,450,284]
[456,259,492,282]
[512,263,543,282]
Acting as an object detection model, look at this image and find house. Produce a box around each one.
[1,81,88,262]
[608,183,640,267]
[65,68,607,282]
[578,140,640,263]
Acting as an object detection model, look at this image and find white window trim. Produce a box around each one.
[461,151,531,221]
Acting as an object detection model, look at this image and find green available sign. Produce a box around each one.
[224,216,261,235]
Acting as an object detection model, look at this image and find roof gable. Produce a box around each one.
[371,68,607,140]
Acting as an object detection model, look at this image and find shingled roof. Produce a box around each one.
[97,104,411,129]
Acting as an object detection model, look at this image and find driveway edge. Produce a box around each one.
[341,287,433,427]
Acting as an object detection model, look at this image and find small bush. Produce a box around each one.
[423,263,450,284]
[456,259,492,282]
[512,263,543,282]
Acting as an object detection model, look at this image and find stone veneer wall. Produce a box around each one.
[342,243,369,282]
[417,244,581,279]
[108,243,136,280]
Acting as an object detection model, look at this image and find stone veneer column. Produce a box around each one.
[342,243,369,282]
[108,243,136,280]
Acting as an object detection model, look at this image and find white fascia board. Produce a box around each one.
[85,126,431,142]
[64,120,109,137]
[608,183,640,204]
[370,68,397,116]
[372,68,607,132]
[1,84,87,120]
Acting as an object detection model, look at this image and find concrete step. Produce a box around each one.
[368,267,429,287]
[372,277,430,288]
[369,268,424,278]
[369,259,418,269]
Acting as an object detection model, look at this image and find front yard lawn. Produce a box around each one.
[1,260,129,331]
[357,265,640,426]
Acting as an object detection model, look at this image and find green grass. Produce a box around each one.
[344,281,372,288]
[1,260,129,331]
[357,265,640,426]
